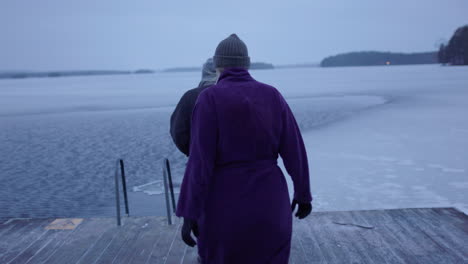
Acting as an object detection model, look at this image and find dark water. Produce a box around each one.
[0,92,385,219]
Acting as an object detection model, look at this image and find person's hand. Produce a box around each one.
[291,199,312,219]
[181,218,199,247]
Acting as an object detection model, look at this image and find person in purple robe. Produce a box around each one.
[176,34,313,264]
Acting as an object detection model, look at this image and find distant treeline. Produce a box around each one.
[164,62,274,72]
[0,69,155,80]
[275,63,319,69]
[164,67,200,73]
[320,51,438,67]
[250,62,275,70]
[438,25,468,65]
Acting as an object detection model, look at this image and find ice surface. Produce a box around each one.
[0,65,467,218]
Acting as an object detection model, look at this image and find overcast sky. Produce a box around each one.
[1,0,467,71]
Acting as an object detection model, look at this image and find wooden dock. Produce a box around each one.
[0,207,466,263]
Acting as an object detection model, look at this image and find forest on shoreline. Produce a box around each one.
[320,24,467,67]
[320,51,437,67]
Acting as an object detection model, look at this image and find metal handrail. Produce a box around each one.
[119,159,130,216]
[162,158,176,225]
[114,158,174,226]
[114,159,130,226]
[165,159,176,213]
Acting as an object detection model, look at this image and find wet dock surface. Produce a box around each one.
[0,207,466,264]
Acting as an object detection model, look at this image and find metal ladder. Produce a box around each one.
[113,158,176,226]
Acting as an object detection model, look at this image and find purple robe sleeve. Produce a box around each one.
[279,95,313,203]
[176,91,217,220]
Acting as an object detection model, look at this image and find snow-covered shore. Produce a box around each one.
[301,89,468,214]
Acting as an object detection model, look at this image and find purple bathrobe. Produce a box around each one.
[176,68,312,264]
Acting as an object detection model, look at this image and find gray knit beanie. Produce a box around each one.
[213,34,250,69]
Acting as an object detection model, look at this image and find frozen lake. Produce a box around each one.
[0,65,467,218]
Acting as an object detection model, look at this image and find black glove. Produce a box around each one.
[291,199,312,219]
[181,218,199,247]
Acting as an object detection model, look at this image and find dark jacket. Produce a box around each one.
[170,83,212,156]
[170,58,217,156]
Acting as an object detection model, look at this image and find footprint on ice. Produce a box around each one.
[427,164,465,173]
[448,182,468,189]
[397,160,414,166]
[442,168,465,173]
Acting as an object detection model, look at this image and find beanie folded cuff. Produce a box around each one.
[214,55,251,69]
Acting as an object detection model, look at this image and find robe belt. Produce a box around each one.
[214,159,278,171]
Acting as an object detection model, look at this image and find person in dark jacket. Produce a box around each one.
[170,58,218,156]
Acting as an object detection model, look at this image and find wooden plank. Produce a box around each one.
[432,208,468,226]
[0,219,40,260]
[428,208,468,238]
[394,208,461,262]
[293,218,326,264]
[0,221,22,248]
[126,217,166,263]
[76,217,158,264]
[42,218,113,263]
[0,219,33,241]
[8,229,64,264]
[302,212,345,263]
[327,211,379,263]
[21,227,82,263]
[346,210,405,264]
[355,209,425,264]
[163,218,188,264]
[74,219,121,264]
[0,219,51,264]
[332,211,388,264]
[181,244,199,264]
[406,208,467,262]
[293,219,325,263]
[93,217,147,264]
[145,217,180,264]
[429,208,468,234]
[0,219,18,235]
[324,211,377,264]
[383,209,450,264]
[289,225,308,264]
[301,213,335,263]
[0,208,465,264]
[112,217,157,264]
[410,208,467,262]
[292,220,325,263]
[382,208,436,263]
